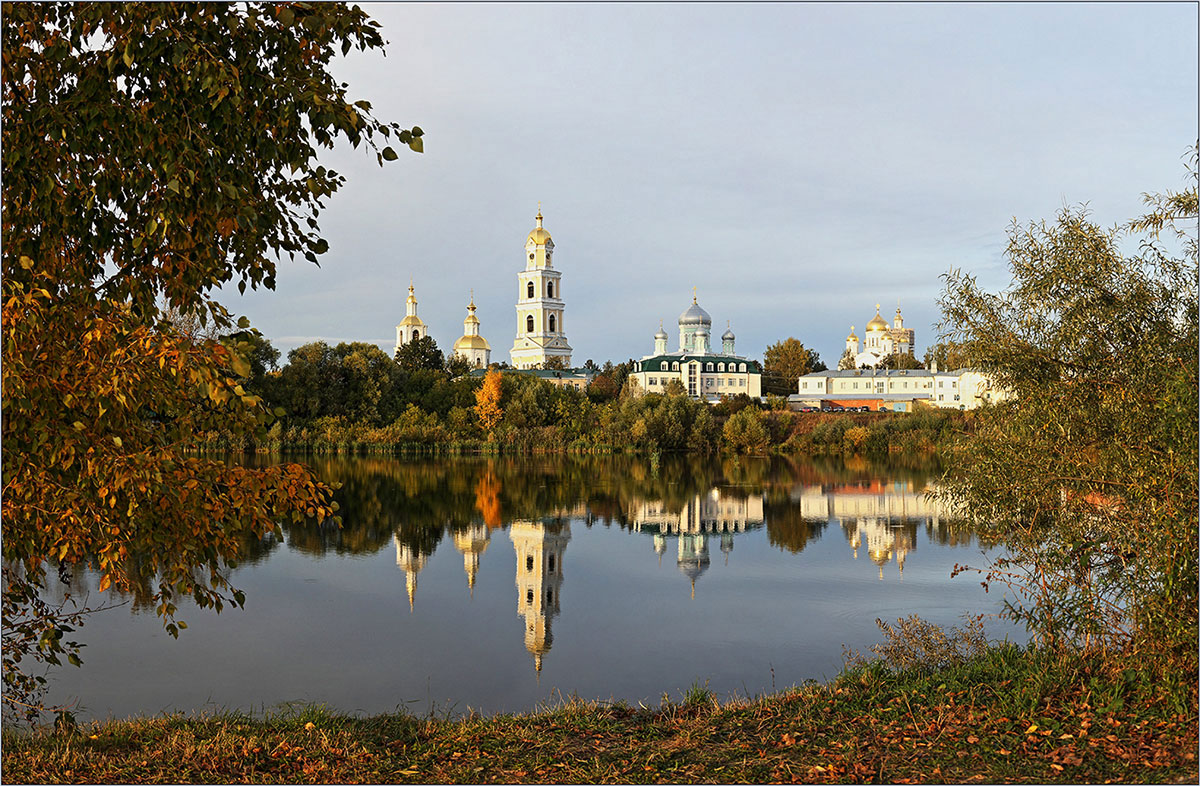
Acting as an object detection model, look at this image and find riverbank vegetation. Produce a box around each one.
[3,642,1194,784]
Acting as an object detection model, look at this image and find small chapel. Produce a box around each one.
[842,304,916,368]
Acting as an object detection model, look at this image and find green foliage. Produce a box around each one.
[722,407,770,454]
[936,162,1198,662]
[923,340,973,371]
[1,2,416,721]
[394,335,445,372]
[762,337,825,395]
[878,352,923,370]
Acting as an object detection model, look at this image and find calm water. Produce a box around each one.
[43,454,1013,721]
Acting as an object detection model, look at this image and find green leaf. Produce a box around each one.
[237,315,251,329]
[408,137,423,153]
[112,436,122,447]
[167,179,181,194]
[381,146,398,161]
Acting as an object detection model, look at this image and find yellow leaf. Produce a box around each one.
[1025,724,1038,734]
[98,574,111,593]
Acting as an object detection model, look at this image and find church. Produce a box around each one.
[394,207,576,372]
[627,293,762,401]
[841,304,916,368]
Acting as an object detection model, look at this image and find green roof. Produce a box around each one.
[637,354,761,373]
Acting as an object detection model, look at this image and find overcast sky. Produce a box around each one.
[222,1,1197,368]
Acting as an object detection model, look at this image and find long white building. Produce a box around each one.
[790,367,1011,411]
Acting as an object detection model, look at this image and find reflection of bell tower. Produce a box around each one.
[510,521,571,672]
[453,524,491,597]
[393,534,428,612]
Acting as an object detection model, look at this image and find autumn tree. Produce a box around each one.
[878,352,923,370]
[474,370,504,437]
[762,338,825,395]
[1,2,421,722]
[937,158,1198,664]
[837,347,857,370]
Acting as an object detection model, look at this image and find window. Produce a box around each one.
[660,361,668,370]
[548,555,555,573]
[739,378,745,387]
[706,378,713,387]
[526,281,534,299]
[526,555,534,572]
[526,315,534,333]
[546,589,553,603]
[526,589,533,605]
[672,362,679,371]
[649,377,658,386]
[801,381,807,389]
[412,330,419,340]
[549,314,556,332]
[718,363,725,372]
[547,281,554,298]
[706,362,713,371]
[739,363,746,372]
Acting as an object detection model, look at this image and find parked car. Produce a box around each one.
[878,406,890,412]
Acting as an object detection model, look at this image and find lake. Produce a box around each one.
[42,453,1013,721]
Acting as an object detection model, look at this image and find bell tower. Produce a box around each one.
[510,206,572,369]
[510,520,570,673]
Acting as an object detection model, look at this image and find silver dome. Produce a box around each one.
[678,300,712,327]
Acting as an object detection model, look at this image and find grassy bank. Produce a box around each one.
[3,646,1194,784]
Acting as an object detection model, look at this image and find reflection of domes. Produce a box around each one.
[679,298,712,327]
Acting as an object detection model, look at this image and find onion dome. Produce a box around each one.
[526,207,553,246]
[679,293,712,327]
[696,326,710,338]
[866,304,889,332]
[655,324,669,341]
[454,335,491,351]
[846,325,858,341]
[722,326,736,341]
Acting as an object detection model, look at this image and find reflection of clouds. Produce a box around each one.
[632,488,764,596]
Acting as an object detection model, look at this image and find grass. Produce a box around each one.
[2,645,1195,784]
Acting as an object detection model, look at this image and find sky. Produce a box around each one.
[222,1,1198,368]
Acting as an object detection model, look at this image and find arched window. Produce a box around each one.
[526,315,534,333]
[526,281,534,299]
[660,361,668,371]
[412,330,420,340]
[718,362,725,372]
[548,555,555,573]
[739,363,746,372]
[526,555,534,572]
[547,281,554,298]
[706,362,714,372]
[549,314,556,333]
[672,362,679,371]
[547,589,553,603]
[526,589,533,605]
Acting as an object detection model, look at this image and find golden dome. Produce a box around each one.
[526,208,553,246]
[847,325,858,341]
[399,314,425,327]
[454,334,491,351]
[866,305,889,332]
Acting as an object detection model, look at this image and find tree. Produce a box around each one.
[936,160,1197,664]
[445,353,473,378]
[394,335,445,373]
[1,3,421,722]
[543,355,569,371]
[474,370,504,437]
[923,341,972,371]
[722,407,770,454]
[837,347,857,371]
[763,338,825,395]
[878,352,923,370]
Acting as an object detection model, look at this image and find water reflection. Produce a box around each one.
[38,453,1004,722]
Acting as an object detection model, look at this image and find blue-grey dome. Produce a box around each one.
[679,299,712,327]
[654,326,668,340]
[722,327,735,341]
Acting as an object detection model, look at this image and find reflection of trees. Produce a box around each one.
[764,499,827,554]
